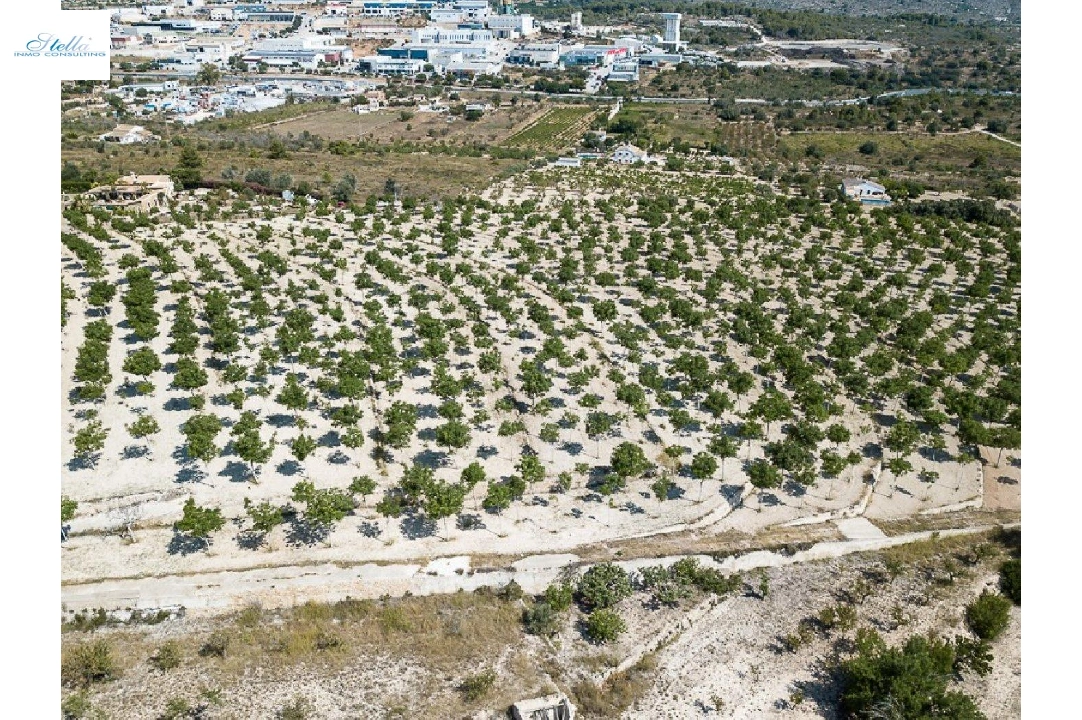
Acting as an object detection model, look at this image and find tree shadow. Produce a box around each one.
[219,461,251,483]
[163,397,190,412]
[327,449,350,465]
[319,431,341,447]
[268,414,295,428]
[122,444,150,460]
[67,454,100,471]
[175,465,206,484]
[666,484,686,501]
[400,512,437,540]
[285,517,331,547]
[416,403,439,419]
[276,459,303,476]
[476,445,499,460]
[358,521,382,538]
[167,531,206,556]
[759,492,781,507]
[235,530,266,550]
[561,441,583,456]
[417,427,437,442]
[457,513,485,531]
[862,442,883,460]
[783,480,808,499]
[412,448,444,469]
[622,502,646,515]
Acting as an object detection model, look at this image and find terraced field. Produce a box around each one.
[61,164,1018,590]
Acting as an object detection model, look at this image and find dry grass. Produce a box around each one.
[874,509,1020,536]
[269,105,543,145]
[60,144,527,201]
[570,651,659,717]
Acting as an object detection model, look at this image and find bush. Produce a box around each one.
[840,630,985,718]
[577,563,633,609]
[523,602,561,637]
[200,631,230,658]
[458,668,497,701]
[544,580,575,612]
[61,639,120,687]
[160,697,192,720]
[278,696,312,720]
[151,640,183,671]
[999,558,1020,605]
[497,579,524,601]
[585,608,626,643]
[61,692,93,719]
[858,141,878,155]
[965,591,1011,640]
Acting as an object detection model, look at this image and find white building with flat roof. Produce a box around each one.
[661,13,681,44]
[487,13,537,39]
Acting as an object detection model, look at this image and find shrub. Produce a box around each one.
[61,639,120,687]
[497,579,524,601]
[840,630,985,718]
[544,580,575,612]
[160,697,192,720]
[200,631,230,658]
[585,608,626,643]
[458,668,497,701]
[278,696,312,720]
[577,563,633,609]
[999,558,1020,605]
[61,692,93,719]
[151,640,183,671]
[965,591,1011,641]
[523,602,561,637]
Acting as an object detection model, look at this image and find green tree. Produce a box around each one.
[999,558,1020,605]
[126,413,160,440]
[182,414,221,465]
[61,496,78,541]
[435,420,472,456]
[233,426,275,480]
[709,433,738,482]
[72,417,108,465]
[517,454,546,485]
[610,442,650,480]
[520,360,553,406]
[196,62,221,85]
[174,498,225,549]
[423,480,466,536]
[482,482,512,514]
[349,475,377,503]
[172,145,204,188]
[965,591,1011,641]
[244,498,284,535]
[585,608,626,643]
[291,434,318,463]
[839,631,988,719]
[689,451,718,502]
[172,357,208,393]
[577,562,632,609]
[276,374,309,415]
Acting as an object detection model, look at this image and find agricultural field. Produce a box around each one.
[503,106,598,152]
[266,105,545,147]
[61,163,1020,595]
